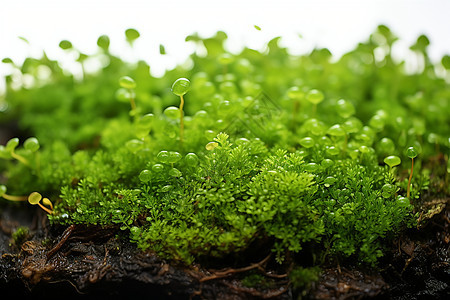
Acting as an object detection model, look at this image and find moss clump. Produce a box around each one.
[1,26,449,293]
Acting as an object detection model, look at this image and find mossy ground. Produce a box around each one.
[0,26,449,298]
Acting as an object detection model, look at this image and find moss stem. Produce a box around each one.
[407,157,414,199]
[37,202,53,214]
[2,193,28,202]
[10,152,30,167]
[179,94,185,143]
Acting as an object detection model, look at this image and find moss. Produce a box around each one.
[1,26,448,280]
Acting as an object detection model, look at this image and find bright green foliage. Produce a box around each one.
[11,226,30,247]
[289,266,320,290]
[1,26,448,275]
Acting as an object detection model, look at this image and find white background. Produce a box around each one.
[1,0,449,79]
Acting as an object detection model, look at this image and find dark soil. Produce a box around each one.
[0,202,448,299]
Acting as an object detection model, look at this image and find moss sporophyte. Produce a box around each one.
[171,78,191,144]
[0,26,448,292]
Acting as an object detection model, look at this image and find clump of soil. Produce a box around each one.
[0,204,448,299]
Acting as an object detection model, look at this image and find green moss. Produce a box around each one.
[11,226,30,247]
[1,26,448,276]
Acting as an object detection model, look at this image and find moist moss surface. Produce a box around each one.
[0,26,449,298]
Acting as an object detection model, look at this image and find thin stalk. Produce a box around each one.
[179,94,185,143]
[2,193,27,202]
[129,90,136,112]
[37,202,53,214]
[10,152,30,167]
[292,100,299,130]
[407,158,414,199]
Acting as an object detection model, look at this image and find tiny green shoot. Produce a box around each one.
[306,89,324,116]
[119,76,137,112]
[28,192,53,214]
[0,185,28,202]
[406,146,418,200]
[171,78,191,143]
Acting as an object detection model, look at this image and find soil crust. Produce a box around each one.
[0,203,448,299]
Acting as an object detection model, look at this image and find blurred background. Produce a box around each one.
[1,0,449,81]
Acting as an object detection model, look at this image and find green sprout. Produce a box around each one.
[327,124,347,154]
[306,89,324,116]
[299,137,315,148]
[406,146,418,200]
[1,186,53,214]
[119,76,137,112]
[384,155,401,168]
[0,185,28,202]
[157,150,183,177]
[336,99,355,119]
[171,78,191,143]
[384,155,401,182]
[0,137,40,168]
[28,192,53,215]
[287,86,304,129]
[125,28,140,47]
